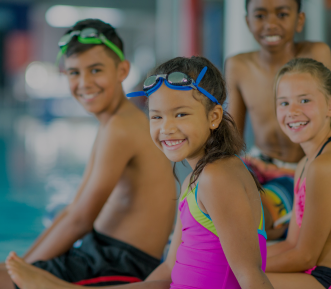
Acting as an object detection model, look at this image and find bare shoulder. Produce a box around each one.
[199,157,246,196]
[298,41,331,69]
[308,151,331,178]
[104,103,149,143]
[225,51,257,71]
[305,151,331,197]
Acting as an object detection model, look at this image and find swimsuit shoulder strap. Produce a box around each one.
[316,136,331,158]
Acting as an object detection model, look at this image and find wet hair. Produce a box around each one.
[63,19,124,62]
[274,58,331,102]
[151,56,264,192]
[245,0,302,13]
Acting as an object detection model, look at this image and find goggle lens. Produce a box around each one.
[80,28,98,38]
[143,76,158,90]
[167,72,190,85]
[58,33,73,47]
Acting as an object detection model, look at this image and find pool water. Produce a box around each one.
[0,107,97,261]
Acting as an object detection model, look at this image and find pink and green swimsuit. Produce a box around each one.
[170,183,267,289]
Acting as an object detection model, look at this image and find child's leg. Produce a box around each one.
[267,272,324,289]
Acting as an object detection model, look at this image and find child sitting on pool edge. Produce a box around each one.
[266,58,331,289]
[0,18,176,289]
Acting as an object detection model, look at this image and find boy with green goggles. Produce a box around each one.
[57,26,125,63]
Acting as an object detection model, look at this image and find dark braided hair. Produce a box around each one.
[245,0,302,13]
[63,19,124,62]
[150,56,264,192]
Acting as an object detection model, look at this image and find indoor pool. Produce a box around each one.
[0,106,97,261]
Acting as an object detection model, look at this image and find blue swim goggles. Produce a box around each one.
[126,66,220,105]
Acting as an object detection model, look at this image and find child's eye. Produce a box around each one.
[301,99,310,104]
[69,71,79,76]
[91,69,101,74]
[278,12,289,18]
[150,115,162,120]
[254,14,265,19]
[279,101,289,106]
[176,113,187,118]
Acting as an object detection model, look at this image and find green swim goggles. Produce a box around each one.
[56,27,125,64]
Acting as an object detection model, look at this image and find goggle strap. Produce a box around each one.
[195,66,207,85]
[126,91,146,97]
[77,36,102,44]
[197,87,220,105]
[55,45,68,66]
[165,81,192,91]
[101,35,125,61]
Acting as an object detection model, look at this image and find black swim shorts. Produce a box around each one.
[309,266,331,289]
[14,229,160,288]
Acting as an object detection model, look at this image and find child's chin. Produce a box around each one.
[164,153,185,163]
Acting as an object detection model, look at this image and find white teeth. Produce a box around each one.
[82,93,98,100]
[288,121,308,128]
[165,140,184,146]
[265,35,281,42]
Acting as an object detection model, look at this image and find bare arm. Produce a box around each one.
[224,56,247,137]
[266,156,306,260]
[200,164,273,289]
[25,119,137,263]
[266,207,299,259]
[311,42,331,70]
[267,157,331,272]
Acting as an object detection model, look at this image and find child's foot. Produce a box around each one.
[5,252,69,289]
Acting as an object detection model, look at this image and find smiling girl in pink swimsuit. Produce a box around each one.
[266,58,331,289]
[132,56,273,289]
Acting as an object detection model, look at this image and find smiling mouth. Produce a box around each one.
[80,92,99,100]
[264,35,281,43]
[163,139,185,147]
[287,121,309,129]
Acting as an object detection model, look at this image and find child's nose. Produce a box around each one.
[78,73,93,89]
[160,119,177,135]
[265,14,279,29]
[288,102,300,116]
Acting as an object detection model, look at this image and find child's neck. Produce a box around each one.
[96,91,127,125]
[258,42,297,69]
[301,127,331,160]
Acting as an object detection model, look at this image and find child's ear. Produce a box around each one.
[296,12,305,33]
[209,105,223,130]
[117,60,130,82]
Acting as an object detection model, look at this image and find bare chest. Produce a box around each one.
[239,70,277,121]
